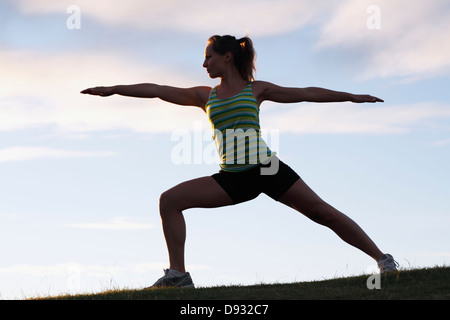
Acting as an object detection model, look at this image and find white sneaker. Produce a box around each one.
[150,269,195,288]
[377,254,399,273]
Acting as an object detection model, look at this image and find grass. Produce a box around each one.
[38,266,450,300]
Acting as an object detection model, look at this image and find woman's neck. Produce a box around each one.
[215,75,247,99]
[219,71,247,89]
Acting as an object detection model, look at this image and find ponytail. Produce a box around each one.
[208,35,256,82]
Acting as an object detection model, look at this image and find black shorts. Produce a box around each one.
[211,158,300,204]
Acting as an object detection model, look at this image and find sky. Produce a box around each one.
[1,0,449,299]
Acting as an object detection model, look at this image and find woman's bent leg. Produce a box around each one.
[159,176,233,273]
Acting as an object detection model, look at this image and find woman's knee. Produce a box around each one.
[159,190,178,216]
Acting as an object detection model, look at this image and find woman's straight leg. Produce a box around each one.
[278,177,383,261]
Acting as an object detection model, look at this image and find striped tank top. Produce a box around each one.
[205,82,275,172]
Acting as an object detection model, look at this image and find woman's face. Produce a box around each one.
[203,43,229,79]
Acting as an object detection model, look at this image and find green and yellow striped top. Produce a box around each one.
[205,83,275,172]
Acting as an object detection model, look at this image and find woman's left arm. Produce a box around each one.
[253,81,383,104]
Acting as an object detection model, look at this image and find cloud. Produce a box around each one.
[63,216,155,230]
[0,261,209,278]
[0,49,208,134]
[0,261,164,298]
[0,212,23,220]
[13,0,332,37]
[261,101,450,134]
[316,0,450,81]
[0,146,116,163]
[8,0,450,83]
[420,252,450,258]
[432,139,450,147]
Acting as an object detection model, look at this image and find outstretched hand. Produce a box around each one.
[352,94,384,103]
[80,86,114,97]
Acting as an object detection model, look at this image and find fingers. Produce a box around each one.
[80,88,98,95]
[80,88,93,94]
[354,95,384,103]
[80,87,110,96]
[372,96,384,103]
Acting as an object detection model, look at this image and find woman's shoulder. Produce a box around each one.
[250,80,275,91]
[250,80,275,102]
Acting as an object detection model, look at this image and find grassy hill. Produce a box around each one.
[42,266,449,300]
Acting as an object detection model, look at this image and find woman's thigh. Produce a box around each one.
[160,176,234,211]
[277,176,333,221]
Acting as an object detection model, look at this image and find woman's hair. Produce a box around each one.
[208,35,256,82]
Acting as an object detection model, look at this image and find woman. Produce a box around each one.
[81,35,397,288]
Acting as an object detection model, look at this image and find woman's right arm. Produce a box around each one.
[81,84,211,109]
